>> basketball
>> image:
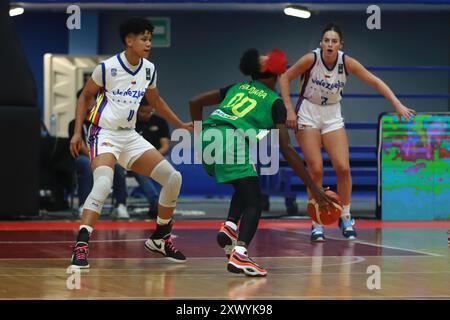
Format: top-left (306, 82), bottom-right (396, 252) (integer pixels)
top-left (307, 190), bottom-right (343, 225)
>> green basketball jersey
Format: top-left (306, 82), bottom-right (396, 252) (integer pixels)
top-left (203, 80), bottom-right (280, 134)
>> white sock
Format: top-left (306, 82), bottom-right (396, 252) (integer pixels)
top-left (225, 221), bottom-right (237, 231)
top-left (157, 216), bottom-right (171, 226)
top-left (341, 204), bottom-right (351, 220)
top-left (79, 225), bottom-right (93, 235)
top-left (234, 245), bottom-right (247, 256)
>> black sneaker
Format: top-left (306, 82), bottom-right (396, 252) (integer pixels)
top-left (150, 220), bottom-right (173, 239)
top-left (145, 236), bottom-right (186, 263)
top-left (70, 242), bottom-right (90, 269)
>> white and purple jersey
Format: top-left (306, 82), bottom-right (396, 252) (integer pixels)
top-left (88, 52), bottom-right (157, 129)
top-left (296, 48), bottom-right (347, 111)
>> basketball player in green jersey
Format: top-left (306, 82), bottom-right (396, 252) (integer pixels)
top-left (189, 48), bottom-right (336, 276)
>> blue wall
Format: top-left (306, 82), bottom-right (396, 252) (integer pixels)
top-left (99, 11), bottom-right (450, 148)
top-left (68, 11), bottom-right (99, 54)
top-left (11, 7), bottom-right (450, 200)
top-left (12, 12), bottom-right (68, 116)
top-left (13, 9), bottom-right (449, 133)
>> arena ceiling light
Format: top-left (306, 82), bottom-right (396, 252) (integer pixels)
top-left (284, 5), bottom-right (311, 19)
top-left (9, 5), bottom-right (25, 17)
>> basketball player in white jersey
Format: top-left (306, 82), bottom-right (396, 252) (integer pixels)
top-left (69, 17), bottom-right (193, 268)
top-left (279, 23), bottom-right (415, 241)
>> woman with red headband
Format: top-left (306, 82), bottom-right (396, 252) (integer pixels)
top-left (279, 23), bottom-right (416, 242)
top-left (189, 48), bottom-right (336, 276)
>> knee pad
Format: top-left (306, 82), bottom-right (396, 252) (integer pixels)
top-left (84, 166), bottom-right (114, 213)
top-left (150, 160), bottom-right (182, 207)
top-left (160, 171), bottom-right (182, 207)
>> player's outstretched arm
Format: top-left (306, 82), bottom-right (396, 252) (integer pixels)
top-left (276, 123), bottom-right (336, 208)
top-left (345, 56), bottom-right (416, 122)
top-left (145, 87), bottom-right (193, 131)
top-left (70, 78), bottom-right (100, 157)
top-left (279, 53), bottom-right (315, 130)
top-left (189, 89), bottom-right (223, 122)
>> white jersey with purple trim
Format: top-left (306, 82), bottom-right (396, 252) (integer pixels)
top-left (88, 52), bottom-right (157, 130)
top-left (298, 48), bottom-right (347, 106)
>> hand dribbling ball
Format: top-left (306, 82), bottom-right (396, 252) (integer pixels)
top-left (307, 190), bottom-right (342, 225)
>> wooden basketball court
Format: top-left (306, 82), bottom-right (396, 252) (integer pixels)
top-left (0, 220), bottom-right (448, 300)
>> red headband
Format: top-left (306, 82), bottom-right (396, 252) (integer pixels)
top-left (262, 48), bottom-right (288, 75)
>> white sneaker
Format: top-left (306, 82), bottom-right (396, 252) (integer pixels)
top-left (116, 204), bottom-right (130, 219)
top-left (311, 224), bottom-right (326, 242)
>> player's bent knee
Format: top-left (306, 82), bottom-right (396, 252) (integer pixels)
top-left (150, 160), bottom-right (175, 185)
top-left (168, 171), bottom-right (182, 194)
top-left (150, 160), bottom-right (183, 207)
top-left (84, 166), bottom-right (114, 213)
top-left (159, 171), bottom-right (182, 208)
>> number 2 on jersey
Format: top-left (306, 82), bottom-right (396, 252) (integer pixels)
top-left (226, 93), bottom-right (257, 117)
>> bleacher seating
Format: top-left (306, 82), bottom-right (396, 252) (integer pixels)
top-left (276, 146), bottom-right (377, 194)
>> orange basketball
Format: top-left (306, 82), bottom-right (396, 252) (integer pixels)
top-left (307, 190), bottom-right (342, 225)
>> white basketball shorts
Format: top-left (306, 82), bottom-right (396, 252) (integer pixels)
top-left (87, 124), bottom-right (155, 169)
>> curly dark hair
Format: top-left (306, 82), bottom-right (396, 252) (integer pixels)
top-left (239, 48), bottom-right (261, 78)
top-left (119, 17), bottom-right (154, 45)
